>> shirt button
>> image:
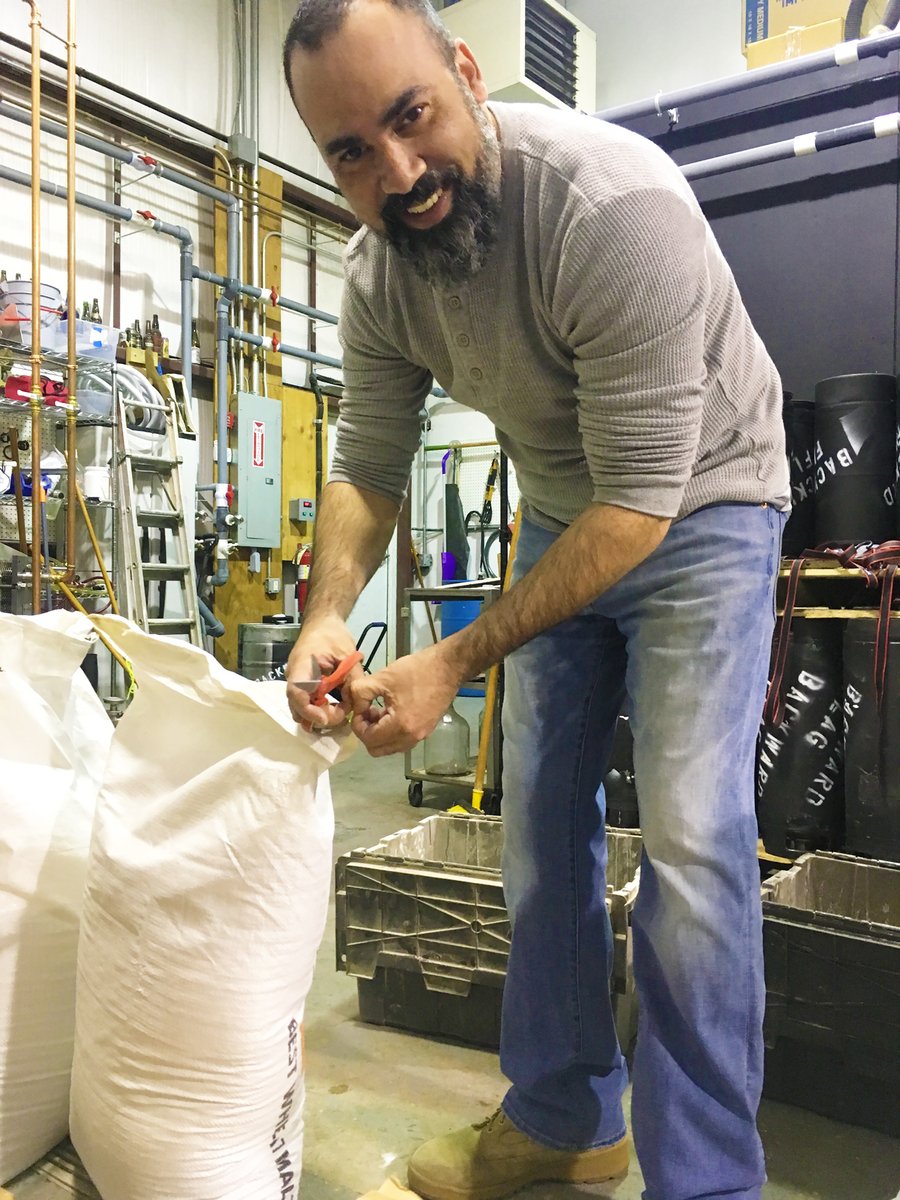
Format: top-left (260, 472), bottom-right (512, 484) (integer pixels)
top-left (448, 296), bottom-right (462, 310)
top-left (470, 367), bottom-right (483, 382)
top-left (456, 333), bottom-right (471, 348)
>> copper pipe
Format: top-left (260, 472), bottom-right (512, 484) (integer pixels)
top-left (62, 0), bottom-right (77, 583)
top-left (27, 0), bottom-right (43, 612)
top-left (25, 2), bottom-right (43, 609)
top-left (75, 481), bottom-right (119, 615)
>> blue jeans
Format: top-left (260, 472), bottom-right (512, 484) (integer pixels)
top-left (499, 502), bottom-right (785, 1200)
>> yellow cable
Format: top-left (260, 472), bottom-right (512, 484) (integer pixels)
top-left (53, 576), bottom-right (136, 695)
top-left (472, 511), bottom-right (522, 811)
top-left (75, 481), bottom-right (121, 615)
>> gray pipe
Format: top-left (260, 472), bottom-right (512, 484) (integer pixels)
top-left (137, 213), bottom-right (194, 406)
top-left (228, 326), bottom-right (342, 370)
top-left (596, 29), bottom-right (900, 126)
top-left (682, 112), bottom-right (900, 181)
top-left (0, 96), bottom-right (240, 265)
top-left (0, 167), bottom-right (195, 297)
top-left (194, 267), bottom-right (339, 326)
top-left (0, 161), bottom-right (133, 221)
top-left (0, 93), bottom-right (241, 366)
top-left (198, 596), bottom-right (226, 637)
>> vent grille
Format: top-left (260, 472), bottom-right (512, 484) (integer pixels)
top-left (524, 0), bottom-right (578, 108)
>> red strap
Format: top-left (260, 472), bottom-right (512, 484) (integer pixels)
top-left (764, 542), bottom-right (878, 727)
top-left (764, 556), bottom-right (805, 726)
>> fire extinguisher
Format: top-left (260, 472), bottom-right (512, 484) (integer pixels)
top-left (295, 543), bottom-right (313, 615)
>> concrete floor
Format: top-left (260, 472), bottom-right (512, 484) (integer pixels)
top-left (8, 750), bottom-right (900, 1200)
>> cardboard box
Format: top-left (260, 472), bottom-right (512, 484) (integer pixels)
top-left (744, 0), bottom-right (848, 45)
top-left (745, 17), bottom-right (845, 67)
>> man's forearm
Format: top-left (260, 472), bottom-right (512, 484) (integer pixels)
top-left (448, 503), bottom-right (670, 679)
top-left (303, 481), bottom-right (401, 624)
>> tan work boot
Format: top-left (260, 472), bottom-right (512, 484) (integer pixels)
top-left (407, 1108), bottom-right (629, 1200)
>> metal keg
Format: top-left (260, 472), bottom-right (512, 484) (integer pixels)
top-left (237, 620), bottom-right (300, 680)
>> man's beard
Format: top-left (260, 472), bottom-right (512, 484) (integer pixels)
top-left (379, 108), bottom-right (502, 289)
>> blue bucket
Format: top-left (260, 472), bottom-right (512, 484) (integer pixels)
top-left (440, 596), bottom-right (484, 697)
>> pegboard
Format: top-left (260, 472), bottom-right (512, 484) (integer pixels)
top-left (436, 444), bottom-right (521, 525)
top-left (0, 400), bottom-right (56, 546)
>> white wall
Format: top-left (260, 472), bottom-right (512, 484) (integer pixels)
top-left (563, 0), bottom-right (746, 111)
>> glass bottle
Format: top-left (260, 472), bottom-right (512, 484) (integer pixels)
top-left (81, 300), bottom-right (90, 321)
top-left (0, 269), bottom-right (7, 286)
top-left (190, 318), bottom-right (201, 366)
top-left (90, 297), bottom-right (101, 323)
top-left (424, 703), bottom-right (470, 776)
top-left (132, 318), bottom-right (144, 349)
top-left (144, 319), bottom-right (154, 353)
top-left (151, 313), bottom-right (163, 354)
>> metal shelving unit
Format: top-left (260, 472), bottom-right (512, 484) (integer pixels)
top-left (0, 334), bottom-right (123, 700)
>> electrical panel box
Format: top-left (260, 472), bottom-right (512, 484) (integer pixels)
top-left (236, 392), bottom-right (283, 549)
top-left (289, 497), bottom-right (316, 523)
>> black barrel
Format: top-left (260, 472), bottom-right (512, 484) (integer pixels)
top-left (757, 619), bottom-right (844, 857)
top-left (814, 373), bottom-right (897, 546)
top-left (782, 397), bottom-right (816, 558)
top-left (843, 619), bottom-right (900, 862)
top-left (604, 715), bottom-right (639, 829)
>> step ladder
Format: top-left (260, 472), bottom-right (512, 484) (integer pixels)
top-left (115, 389), bottom-right (204, 646)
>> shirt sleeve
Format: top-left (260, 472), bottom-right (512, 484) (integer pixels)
top-left (551, 185), bottom-right (710, 519)
top-left (330, 280), bottom-right (433, 504)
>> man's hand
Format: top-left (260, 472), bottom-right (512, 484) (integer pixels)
top-left (285, 614), bottom-right (363, 732)
top-left (346, 641), bottom-right (465, 757)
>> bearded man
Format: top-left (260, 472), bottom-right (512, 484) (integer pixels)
top-left (282, 5), bottom-right (789, 1199)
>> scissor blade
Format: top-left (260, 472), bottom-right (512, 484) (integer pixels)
top-left (289, 658), bottom-right (322, 693)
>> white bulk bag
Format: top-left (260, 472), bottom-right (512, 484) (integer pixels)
top-left (0, 611), bottom-right (112, 1184)
top-left (70, 617), bottom-right (348, 1200)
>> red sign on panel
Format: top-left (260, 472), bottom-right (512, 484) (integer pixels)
top-left (252, 420), bottom-right (265, 468)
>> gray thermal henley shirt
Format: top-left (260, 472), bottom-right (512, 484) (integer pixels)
top-left (330, 101), bottom-right (790, 531)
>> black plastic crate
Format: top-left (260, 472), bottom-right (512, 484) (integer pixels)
top-left (761, 851), bottom-right (900, 1135)
top-left (336, 814), bottom-right (642, 1050)
top-left (357, 966), bottom-right (503, 1049)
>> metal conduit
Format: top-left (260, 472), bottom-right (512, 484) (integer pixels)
top-left (193, 267), bottom-right (339, 326)
top-left (683, 111), bottom-right (900, 180)
top-left (228, 326), bottom-right (343, 370)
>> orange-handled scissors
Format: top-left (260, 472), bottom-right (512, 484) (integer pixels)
top-left (291, 650), bottom-right (364, 708)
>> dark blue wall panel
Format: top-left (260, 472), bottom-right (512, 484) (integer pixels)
top-left (621, 51), bottom-right (900, 400)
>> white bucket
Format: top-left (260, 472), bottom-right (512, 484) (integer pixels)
top-left (0, 280), bottom-right (63, 330)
